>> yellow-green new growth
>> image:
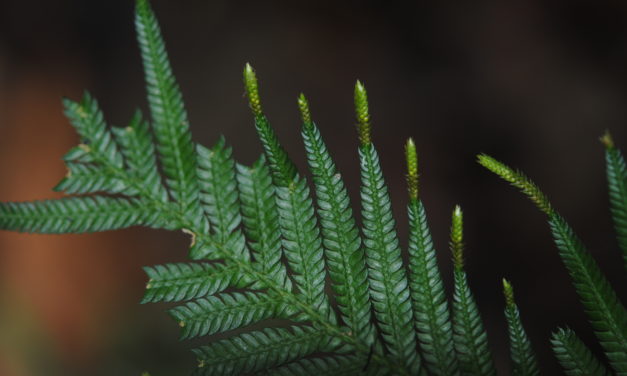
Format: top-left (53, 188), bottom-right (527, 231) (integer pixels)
top-left (354, 80), bottom-right (371, 146)
top-left (298, 93), bottom-right (312, 124)
top-left (600, 130), bottom-right (614, 149)
top-left (503, 278), bottom-right (515, 307)
top-left (243, 63), bottom-right (263, 118)
top-left (405, 138), bottom-right (419, 200)
top-left (450, 205), bottom-right (464, 270)
top-left (477, 154), bottom-right (553, 216)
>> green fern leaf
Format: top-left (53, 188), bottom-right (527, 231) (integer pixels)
top-left (299, 94), bottom-right (374, 343)
top-left (111, 110), bottom-right (169, 202)
top-left (449, 206), bottom-right (496, 376)
top-left (135, 0), bottom-right (204, 227)
top-left (503, 279), bottom-right (540, 376)
top-left (405, 139), bottom-right (459, 375)
top-left (196, 139), bottom-right (249, 261)
top-left (142, 262), bottom-right (247, 303)
top-left (601, 132), bottom-right (627, 270)
top-left (550, 213), bottom-right (627, 374)
top-left (0, 196), bottom-right (160, 233)
top-left (260, 355), bottom-right (380, 376)
top-left (551, 326), bottom-right (611, 376)
top-left (191, 326), bottom-right (333, 376)
top-left (170, 291), bottom-right (287, 339)
top-left (63, 93), bottom-right (124, 169)
top-left (236, 157), bottom-right (291, 289)
top-left (355, 83), bottom-right (420, 373)
top-left (54, 162), bottom-right (135, 195)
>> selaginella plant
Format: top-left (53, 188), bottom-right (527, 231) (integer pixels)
top-left (1, 0), bottom-right (626, 375)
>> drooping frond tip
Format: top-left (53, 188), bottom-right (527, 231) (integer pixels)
top-left (502, 278), bottom-right (515, 307)
top-left (450, 205), bottom-right (464, 270)
top-left (600, 130), bottom-right (614, 149)
top-left (354, 80), bottom-right (371, 146)
top-left (244, 63), bottom-right (263, 118)
top-left (298, 93), bottom-right (312, 124)
top-left (477, 154), bottom-right (553, 216)
top-left (405, 138), bottom-right (419, 200)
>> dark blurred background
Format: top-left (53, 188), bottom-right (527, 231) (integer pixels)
top-left (1, 0), bottom-right (626, 375)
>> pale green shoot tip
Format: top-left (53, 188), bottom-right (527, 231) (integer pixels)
top-left (354, 80), bottom-right (371, 146)
top-left (450, 205), bottom-right (464, 270)
top-left (243, 63), bottom-right (263, 117)
top-left (298, 93), bottom-right (312, 124)
top-left (600, 130), bottom-right (614, 149)
top-left (502, 278), bottom-right (515, 307)
top-left (405, 138), bottom-right (419, 200)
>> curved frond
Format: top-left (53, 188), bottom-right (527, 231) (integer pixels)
top-left (135, 0), bottom-right (204, 227)
top-left (300, 95), bottom-right (373, 344)
top-left (0, 196), bottom-right (159, 233)
top-left (142, 262), bottom-right (247, 303)
top-left (551, 327), bottom-right (611, 376)
top-left (169, 291), bottom-right (286, 339)
top-left (503, 279), bottom-right (539, 376)
top-left (602, 132), bottom-right (627, 270)
top-left (191, 326), bottom-right (332, 376)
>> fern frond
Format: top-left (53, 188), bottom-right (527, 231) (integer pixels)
top-left (54, 162), bottom-right (134, 195)
top-left (551, 326), bottom-right (611, 376)
top-left (243, 64), bottom-right (297, 187)
top-left (299, 94), bottom-right (374, 343)
top-left (170, 291), bottom-right (286, 339)
top-left (111, 110), bottom-right (168, 202)
top-left (0, 196), bottom-right (159, 233)
top-left (549, 213), bottom-right (627, 374)
top-left (405, 139), bottom-right (459, 375)
top-left (357, 83), bottom-right (420, 373)
top-left (477, 154), bottom-right (553, 215)
top-left (449, 206), bottom-right (496, 376)
top-left (236, 157), bottom-right (291, 289)
top-left (503, 279), bottom-right (540, 376)
top-left (601, 131), bottom-right (627, 270)
top-left (197, 140), bottom-right (249, 261)
top-left (135, 0), bottom-right (203, 226)
top-left (191, 326), bottom-right (332, 376)
top-left (63, 93), bottom-right (124, 169)
top-left (142, 262), bottom-right (247, 303)
top-left (275, 177), bottom-right (331, 318)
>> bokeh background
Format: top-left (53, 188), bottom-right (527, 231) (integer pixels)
top-left (1, 0), bottom-right (626, 375)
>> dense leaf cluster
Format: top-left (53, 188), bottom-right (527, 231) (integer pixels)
top-left (1, 1), bottom-right (626, 375)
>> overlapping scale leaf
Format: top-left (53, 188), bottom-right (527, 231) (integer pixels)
top-left (196, 139), bottom-right (248, 261)
top-left (407, 199), bottom-right (459, 375)
top-left (0, 196), bottom-right (159, 233)
top-left (602, 133), bottom-right (627, 270)
top-left (191, 326), bottom-right (333, 376)
top-left (300, 101), bottom-right (373, 343)
top-left (142, 262), bottom-right (246, 303)
top-left (236, 157), bottom-right (290, 289)
top-left (112, 110), bottom-right (168, 202)
top-left (274, 176), bottom-right (330, 318)
top-left (63, 92), bottom-right (124, 169)
top-left (359, 143), bottom-right (420, 372)
top-left (135, 0), bottom-right (204, 228)
top-left (549, 214), bottom-right (627, 374)
top-left (551, 327), bottom-right (611, 376)
top-left (170, 291), bottom-right (287, 339)
top-left (503, 279), bottom-right (539, 376)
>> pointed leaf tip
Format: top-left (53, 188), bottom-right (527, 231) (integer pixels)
top-left (243, 63), bottom-right (263, 117)
top-left (405, 138), bottom-right (419, 199)
top-left (450, 205), bottom-right (464, 270)
top-left (502, 278), bottom-right (515, 306)
top-left (354, 80), bottom-right (371, 146)
top-left (298, 93), bottom-right (312, 124)
top-left (600, 130), bottom-right (614, 149)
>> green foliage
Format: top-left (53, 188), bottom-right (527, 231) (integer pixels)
top-left (1, 0), bottom-right (626, 375)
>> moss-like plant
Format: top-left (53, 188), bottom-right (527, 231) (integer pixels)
top-left (1, 0), bottom-right (626, 375)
